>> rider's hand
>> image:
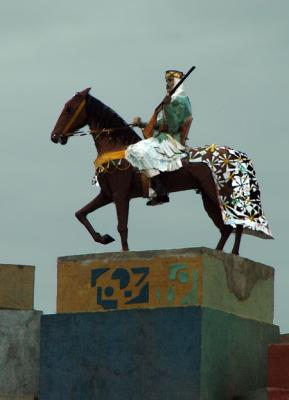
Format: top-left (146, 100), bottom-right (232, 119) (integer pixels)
top-left (132, 116), bottom-right (142, 127)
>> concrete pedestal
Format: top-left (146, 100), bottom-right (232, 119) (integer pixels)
top-left (0, 264), bottom-right (34, 310)
top-left (39, 306), bottom-right (279, 400)
top-left (0, 397), bottom-right (35, 400)
top-left (0, 310), bottom-right (41, 398)
top-left (268, 343), bottom-right (289, 389)
top-left (235, 387), bottom-right (289, 400)
top-left (57, 247), bottom-right (274, 323)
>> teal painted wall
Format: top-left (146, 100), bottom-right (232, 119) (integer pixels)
top-left (201, 308), bottom-right (279, 399)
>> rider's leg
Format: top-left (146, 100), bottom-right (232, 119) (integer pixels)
top-left (146, 173), bottom-right (169, 206)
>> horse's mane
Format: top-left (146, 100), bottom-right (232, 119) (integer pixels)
top-left (87, 95), bottom-right (141, 145)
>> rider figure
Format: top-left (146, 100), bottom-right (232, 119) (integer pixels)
top-left (130, 70), bottom-right (193, 206)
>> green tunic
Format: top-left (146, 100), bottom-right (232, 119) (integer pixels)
top-left (155, 95), bottom-right (192, 143)
top-left (125, 91), bottom-right (192, 177)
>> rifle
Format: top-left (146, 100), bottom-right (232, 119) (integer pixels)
top-left (143, 66), bottom-right (196, 139)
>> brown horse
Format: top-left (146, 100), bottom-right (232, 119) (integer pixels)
top-left (51, 88), bottom-right (270, 254)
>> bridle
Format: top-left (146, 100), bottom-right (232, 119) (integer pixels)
top-left (62, 98), bottom-right (86, 136)
top-left (60, 96), bottom-right (136, 141)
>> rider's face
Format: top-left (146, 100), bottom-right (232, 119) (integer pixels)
top-left (166, 76), bottom-right (175, 93)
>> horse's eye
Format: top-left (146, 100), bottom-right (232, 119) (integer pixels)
top-left (66, 107), bottom-right (72, 114)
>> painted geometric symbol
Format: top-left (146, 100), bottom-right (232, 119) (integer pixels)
top-left (150, 262), bottom-right (200, 306)
top-left (167, 263), bottom-right (199, 305)
top-left (91, 267), bottom-right (149, 310)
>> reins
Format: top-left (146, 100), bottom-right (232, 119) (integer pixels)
top-left (66, 124), bottom-right (135, 139)
top-left (60, 95), bottom-right (141, 175)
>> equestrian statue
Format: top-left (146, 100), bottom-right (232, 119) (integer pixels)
top-left (50, 68), bottom-right (272, 254)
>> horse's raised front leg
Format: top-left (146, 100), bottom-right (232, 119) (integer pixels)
top-left (232, 225), bottom-right (243, 255)
top-left (114, 194), bottom-right (130, 251)
top-left (75, 191), bottom-right (115, 245)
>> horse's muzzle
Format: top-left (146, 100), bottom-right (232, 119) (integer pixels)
top-left (51, 133), bottom-right (59, 143)
top-left (51, 133), bottom-right (68, 145)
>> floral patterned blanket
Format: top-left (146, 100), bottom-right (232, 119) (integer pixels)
top-left (188, 144), bottom-right (272, 239)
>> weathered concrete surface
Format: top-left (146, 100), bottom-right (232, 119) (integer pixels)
top-left (0, 310), bottom-right (42, 398)
top-left (39, 306), bottom-right (279, 400)
top-left (200, 308), bottom-right (279, 399)
top-left (280, 333), bottom-right (289, 343)
top-left (234, 388), bottom-right (267, 399)
top-left (267, 388), bottom-right (289, 400)
top-left (235, 387), bottom-right (289, 399)
top-left (0, 396), bottom-right (35, 399)
top-left (0, 264), bottom-right (34, 310)
top-left (234, 388), bottom-right (268, 399)
top-left (57, 247), bottom-right (274, 323)
top-left (268, 343), bottom-right (289, 389)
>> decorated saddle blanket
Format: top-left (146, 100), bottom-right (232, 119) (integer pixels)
top-left (95, 140), bottom-right (272, 239)
top-left (187, 144), bottom-right (272, 239)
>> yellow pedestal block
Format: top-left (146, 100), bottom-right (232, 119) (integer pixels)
top-left (58, 251), bottom-right (202, 313)
top-left (57, 247), bottom-right (274, 323)
top-left (0, 264), bottom-right (35, 310)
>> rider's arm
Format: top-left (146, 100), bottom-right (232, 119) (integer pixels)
top-left (132, 116), bottom-right (161, 138)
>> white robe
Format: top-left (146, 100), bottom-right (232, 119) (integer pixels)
top-left (125, 134), bottom-right (186, 178)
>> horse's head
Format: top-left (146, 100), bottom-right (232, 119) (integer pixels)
top-left (51, 88), bottom-right (91, 145)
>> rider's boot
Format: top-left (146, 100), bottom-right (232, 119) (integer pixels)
top-left (146, 174), bottom-right (169, 206)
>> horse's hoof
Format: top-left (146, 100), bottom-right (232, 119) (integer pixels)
top-left (101, 234), bottom-right (115, 245)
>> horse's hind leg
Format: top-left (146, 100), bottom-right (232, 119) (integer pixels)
top-left (201, 192), bottom-right (232, 251)
top-left (232, 225), bottom-right (243, 255)
top-left (216, 225), bottom-right (233, 251)
top-left (75, 192), bottom-right (115, 245)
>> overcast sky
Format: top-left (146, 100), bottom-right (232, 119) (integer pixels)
top-left (1, 0), bottom-right (288, 331)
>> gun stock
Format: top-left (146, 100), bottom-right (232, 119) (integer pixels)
top-left (143, 111), bottom-right (158, 139)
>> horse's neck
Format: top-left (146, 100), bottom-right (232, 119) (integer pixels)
top-left (89, 124), bottom-right (129, 156)
top-left (91, 130), bottom-right (124, 154)
top-left (87, 96), bottom-right (141, 154)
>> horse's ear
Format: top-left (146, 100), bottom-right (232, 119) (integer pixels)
top-left (79, 87), bottom-right (91, 97)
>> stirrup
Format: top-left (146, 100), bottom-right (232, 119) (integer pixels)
top-left (146, 195), bottom-right (169, 206)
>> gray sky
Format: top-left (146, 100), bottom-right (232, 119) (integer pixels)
top-left (1, 0), bottom-right (288, 331)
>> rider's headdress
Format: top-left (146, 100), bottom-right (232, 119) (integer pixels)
top-left (165, 70), bottom-right (184, 80)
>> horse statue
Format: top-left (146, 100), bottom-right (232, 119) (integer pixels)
top-left (51, 88), bottom-right (272, 254)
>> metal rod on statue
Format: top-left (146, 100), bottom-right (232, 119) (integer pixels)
top-left (157, 66), bottom-right (196, 111)
top-left (143, 66), bottom-right (196, 139)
